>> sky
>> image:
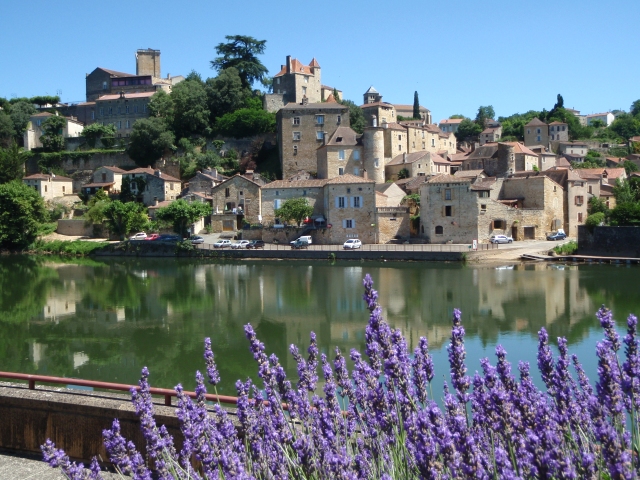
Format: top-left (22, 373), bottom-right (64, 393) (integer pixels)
top-left (2, 0), bottom-right (639, 123)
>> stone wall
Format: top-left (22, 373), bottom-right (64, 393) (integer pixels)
top-left (325, 182), bottom-right (376, 244)
top-left (578, 226), bottom-right (640, 257)
top-left (210, 176), bottom-right (261, 224)
top-left (263, 94), bottom-right (286, 113)
top-left (377, 208), bottom-right (410, 243)
top-left (207, 133), bottom-right (276, 158)
top-left (317, 145), bottom-right (363, 179)
top-left (261, 185), bottom-right (324, 226)
top-left (57, 219), bottom-right (92, 236)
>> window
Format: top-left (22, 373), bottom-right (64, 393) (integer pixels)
top-left (493, 219), bottom-right (505, 229)
top-left (225, 188), bottom-right (230, 197)
top-left (527, 129), bottom-right (530, 134)
top-left (126, 120), bottom-right (130, 128)
top-left (537, 128), bottom-right (541, 134)
top-left (293, 145), bottom-right (298, 155)
top-left (316, 131), bottom-right (324, 141)
top-left (117, 121), bottom-right (122, 129)
top-left (339, 150), bottom-right (345, 160)
top-left (170, 183), bottom-right (174, 191)
top-left (398, 135), bottom-right (402, 141)
top-left (91, 111), bottom-right (95, 120)
top-left (412, 142), bottom-right (415, 148)
top-left (353, 150), bottom-right (360, 160)
top-left (422, 142), bottom-right (426, 149)
top-left (435, 226), bottom-right (443, 235)
top-left (352, 196), bottom-right (361, 208)
top-left (445, 189), bottom-right (451, 200)
top-left (276, 190), bottom-right (279, 196)
top-left (302, 87), bottom-right (307, 95)
top-left (304, 76), bottom-right (308, 83)
top-left (575, 195), bottom-right (584, 205)
top-left (374, 158), bottom-right (379, 167)
top-left (143, 104), bottom-right (147, 113)
top-left (134, 105), bottom-right (138, 113)
top-left (588, 185), bottom-right (593, 194)
top-left (578, 212), bottom-right (583, 222)
top-left (398, 144), bottom-right (402, 151)
top-left (276, 77), bottom-right (280, 84)
top-left (431, 139), bottom-right (435, 147)
top-left (354, 167), bottom-right (359, 176)
top-left (293, 132), bottom-right (301, 141)
top-left (109, 107), bottom-right (113, 115)
top-left (481, 204), bottom-right (487, 212)
top-left (316, 115), bottom-right (324, 125)
top-left (336, 196), bottom-right (346, 208)
top-left (125, 105), bottom-right (129, 114)
top-left (338, 167), bottom-right (344, 175)
top-left (117, 107), bottom-right (121, 115)
top-left (445, 206), bottom-right (452, 216)
top-left (478, 191), bottom-right (489, 198)
top-left (99, 107), bottom-right (104, 116)
top-left (102, 81), bottom-right (108, 90)
top-left (537, 136), bottom-right (541, 142)
top-left (274, 199), bottom-right (281, 209)
top-left (293, 117), bottom-right (300, 125)
top-left (44, 185), bottom-right (47, 193)
top-left (62, 186), bottom-right (65, 193)
top-left (303, 190), bottom-right (307, 196)
top-left (343, 219), bottom-right (354, 229)
top-left (337, 115), bottom-right (341, 124)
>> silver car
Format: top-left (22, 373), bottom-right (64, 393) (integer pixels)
top-left (490, 235), bottom-right (513, 244)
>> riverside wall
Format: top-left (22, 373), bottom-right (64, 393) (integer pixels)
top-left (578, 226), bottom-right (640, 257)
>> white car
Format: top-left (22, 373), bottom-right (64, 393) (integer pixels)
top-left (213, 239), bottom-right (232, 248)
top-left (290, 235), bottom-right (313, 246)
top-left (129, 232), bottom-right (147, 241)
top-left (490, 235), bottom-right (513, 244)
top-left (231, 240), bottom-right (251, 249)
top-left (343, 239), bottom-right (362, 249)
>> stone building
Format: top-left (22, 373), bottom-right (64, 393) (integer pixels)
top-left (420, 174), bottom-right (565, 243)
top-left (524, 118), bottom-right (549, 147)
top-left (185, 169), bottom-right (228, 197)
top-left (385, 152), bottom-right (450, 180)
top-left (557, 141), bottom-right (588, 159)
top-left (209, 174), bottom-right (262, 232)
top-left (460, 142), bottom-right (538, 176)
top-left (276, 102), bottom-right (349, 179)
top-left (323, 175), bottom-right (377, 244)
top-left (394, 104), bottom-right (432, 124)
top-left (23, 112), bottom-right (84, 151)
top-left (360, 87), bottom-right (397, 127)
top-left (121, 167), bottom-right (181, 206)
top-left (480, 125), bottom-right (502, 145)
top-left (85, 49), bottom-right (184, 102)
top-left (272, 56), bottom-right (322, 105)
top-left (82, 166), bottom-right (126, 196)
top-left (317, 126), bottom-right (364, 179)
top-left (439, 118), bottom-right (464, 134)
top-left (261, 179), bottom-right (327, 227)
top-left (23, 174), bottom-right (74, 199)
top-left (548, 121), bottom-right (569, 142)
top-left (95, 91), bottom-right (155, 137)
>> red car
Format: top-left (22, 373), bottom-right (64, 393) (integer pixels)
top-left (145, 234), bottom-right (161, 241)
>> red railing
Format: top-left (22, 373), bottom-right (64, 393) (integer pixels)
top-left (0, 371), bottom-right (239, 407)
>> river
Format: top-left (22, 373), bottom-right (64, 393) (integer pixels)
top-left (1, 256), bottom-right (639, 398)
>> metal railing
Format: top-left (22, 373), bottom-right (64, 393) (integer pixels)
top-left (0, 371), bottom-right (238, 407)
top-left (198, 242), bottom-right (498, 252)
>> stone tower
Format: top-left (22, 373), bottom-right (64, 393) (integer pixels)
top-left (497, 143), bottom-right (515, 177)
top-left (363, 116), bottom-right (386, 184)
top-left (136, 49), bottom-right (161, 78)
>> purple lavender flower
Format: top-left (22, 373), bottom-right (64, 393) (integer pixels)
top-left (597, 304), bottom-right (621, 352)
top-left (448, 308), bottom-right (470, 404)
top-left (412, 337), bottom-right (434, 405)
top-left (204, 337), bottom-right (220, 386)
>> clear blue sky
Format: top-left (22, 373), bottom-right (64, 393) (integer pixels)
top-left (2, 0), bottom-right (638, 122)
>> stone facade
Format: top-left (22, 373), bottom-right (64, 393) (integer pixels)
top-left (383, 123), bottom-right (408, 160)
top-left (394, 104), bottom-right (432, 124)
top-left (377, 207), bottom-right (411, 243)
top-left (316, 126), bottom-right (364, 179)
top-left (277, 103), bottom-right (349, 179)
top-left (272, 56), bottom-right (322, 105)
top-left (24, 112), bottom-right (84, 151)
top-left (82, 166), bottom-right (126, 196)
top-left (324, 175), bottom-right (376, 245)
top-left (186, 169), bottom-right (228, 197)
top-left (461, 142), bottom-right (538, 177)
top-left (558, 142), bottom-right (589, 157)
top-left (480, 126), bottom-right (502, 145)
top-left (439, 118), bottom-right (463, 134)
top-left (261, 179), bottom-right (326, 226)
top-left (95, 91), bottom-right (154, 137)
top-left (136, 49), bottom-right (161, 77)
top-left (361, 103), bottom-right (396, 128)
top-left (122, 167), bottom-right (181, 206)
top-left (524, 118), bottom-right (549, 147)
top-left (209, 175), bottom-right (262, 225)
top-left (23, 174), bottom-right (74, 199)
top-left (548, 121), bottom-right (569, 142)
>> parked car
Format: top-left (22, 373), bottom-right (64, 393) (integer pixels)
top-left (291, 239), bottom-right (309, 249)
top-left (145, 234), bottom-right (161, 241)
top-left (129, 232), bottom-right (147, 241)
top-left (231, 240), bottom-right (251, 249)
top-left (157, 234), bottom-right (181, 242)
top-left (214, 239), bottom-right (232, 248)
top-left (343, 239), bottom-right (362, 249)
top-left (190, 235), bottom-right (204, 245)
top-left (547, 231), bottom-right (567, 241)
top-left (246, 240), bottom-right (265, 249)
top-left (490, 235), bottom-right (513, 244)
top-left (290, 235), bottom-right (312, 246)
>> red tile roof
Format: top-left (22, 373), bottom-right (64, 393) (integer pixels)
top-left (439, 118), bottom-right (464, 124)
top-left (326, 174), bottom-right (374, 185)
top-left (23, 173), bottom-right (73, 182)
top-left (274, 58), bottom-right (316, 77)
top-left (263, 179), bottom-right (328, 189)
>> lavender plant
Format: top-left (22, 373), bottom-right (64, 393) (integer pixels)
top-left (42, 276), bottom-right (640, 479)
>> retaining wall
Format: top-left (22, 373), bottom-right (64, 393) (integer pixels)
top-left (578, 225), bottom-right (640, 257)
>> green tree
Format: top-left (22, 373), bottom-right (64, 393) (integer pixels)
top-left (622, 160), bottom-right (639, 176)
top-left (0, 181), bottom-right (47, 249)
top-left (170, 79), bottom-right (210, 139)
top-left (610, 202), bottom-right (640, 226)
top-left (397, 168), bottom-right (410, 180)
top-left (128, 117), bottom-right (175, 166)
top-left (84, 190), bottom-right (111, 224)
top-left (205, 67), bottom-right (248, 121)
top-left (274, 197), bottom-right (313, 227)
top-left (102, 201), bottom-right (149, 240)
top-left (210, 35), bottom-right (269, 89)
top-left (610, 113), bottom-right (640, 141)
top-left (0, 141), bottom-right (31, 184)
top-left (585, 212), bottom-right (605, 228)
top-left (475, 106), bottom-right (495, 127)
top-left (413, 91), bottom-right (420, 119)
top-left (449, 114), bottom-right (465, 119)
top-left (332, 88), bottom-right (340, 102)
top-left (82, 123), bottom-right (116, 148)
top-left (148, 90), bottom-right (175, 124)
top-left (214, 108), bottom-right (275, 138)
top-left (613, 178), bottom-right (639, 205)
top-left (455, 118), bottom-right (482, 142)
top-left (119, 176), bottom-right (147, 203)
top-left (9, 101), bottom-right (36, 142)
top-left (155, 199), bottom-right (212, 238)
top-left (553, 94), bottom-right (564, 110)
top-left (338, 99), bottom-right (365, 134)
top-left (185, 70), bottom-right (204, 84)
top-left (39, 115), bottom-right (67, 152)
top-left (588, 196), bottom-right (609, 215)
top-left (630, 99), bottom-right (640, 117)
top-left (0, 111), bottom-right (15, 147)
top-left (30, 96), bottom-right (60, 108)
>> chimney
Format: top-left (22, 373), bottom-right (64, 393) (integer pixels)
top-left (302, 96), bottom-right (308, 105)
top-left (245, 169), bottom-right (254, 180)
top-left (167, 73), bottom-right (170, 79)
top-left (323, 131), bottom-right (328, 146)
top-left (119, 91), bottom-right (125, 99)
top-left (286, 55), bottom-right (292, 74)
top-left (153, 197), bottom-right (158, 206)
top-left (363, 170), bottom-right (368, 179)
top-left (382, 121), bottom-right (388, 129)
top-left (403, 152), bottom-right (407, 164)
top-left (154, 169), bottom-right (162, 177)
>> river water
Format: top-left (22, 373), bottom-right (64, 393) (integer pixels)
top-left (1, 256), bottom-right (639, 397)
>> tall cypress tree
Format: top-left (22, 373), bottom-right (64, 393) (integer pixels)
top-left (413, 91), bottom-right (420, 119)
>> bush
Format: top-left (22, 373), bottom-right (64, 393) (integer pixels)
top-left (610, 202), bottom-right (640, 226)
top-left (214, 108), bottom-right (276, 138)
top-left (30, 239), bottom-right (109, 255)
top-left (554, 240), bottom-right (578, 255)
top-left (40, 276), bottom-right (640, 480)
top-left (585, 212), bottom-right (605, 229)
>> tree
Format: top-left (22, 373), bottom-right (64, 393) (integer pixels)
top-left (31, 96), bottom-right (60, 108)
top-left (128, 117), bottom-right (175, 166)
top-left (210, 35), bottom-right (269, 89)
top-left (455, 118), bottom-right (482, 142)
top-left (84, 190), bottom-right (111, 224)
top-left (102, 201), bottom-right (149, 240)
top-left (613, 178), bottom-right (639, 205)
top-left (0, 141), bottom-right (30, 184)
top-left (397, 168), bottom-right (410, 180)
top-left (609, 202), bottom-right (640, 226)
top-left (205, 67), bottom-right (249, 121)
top-left (630, 99), bottom-right (640, 117)
top-left (588, 196), bottom-right (608, 215)
top-left (449, 114), bottom-right (465, 119)
top-left (475, 106), bottom-right (495, 127)
top-left (274, 197), bottom-right (313, 227)
top-left (0, 111), bottom-right (15, 147)
top-left (9, 101), bottom-right (36, 142)
top-left (610, 113), bottom-right (640, 141)
top-left (0, 181), bottom-right (47, 249)
top-left (155, 199), bottom-right (212, 238)
top-left (553, 94), bottom-right (564, 111)
top-left (585, 212), bottom-right (605, 228)
top-left (39, 115), bottom-right (67, 152)
top-left (82, 123), bottom-right (116, 148)
top-left (148, 90), bottom-right (175, 123)
top-left (338, 99), bottom-right (365, 134)
top-left (333, 88), bottom-right (340, 102)
top-left (170, 79), bottom-right (210, 139)
top-left (214, 108), bottom-right (275, 138)
top-left (622, 160), bottom-right (639, 176)
top-left (413, 91), bottom-right (420, 119)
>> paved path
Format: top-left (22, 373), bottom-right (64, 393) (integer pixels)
top-left (0, 450), bottom-right (120, 480)
top-left (469, 239), bottom-right (571, 264)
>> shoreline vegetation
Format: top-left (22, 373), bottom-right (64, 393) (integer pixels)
top-left (41, 274), bottom-right (640, 479)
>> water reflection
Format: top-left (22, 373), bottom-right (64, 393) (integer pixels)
top-left (1, 256), bottom-right (639, 395)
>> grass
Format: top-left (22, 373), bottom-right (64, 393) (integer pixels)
top-left (554, 240), bottom-right (578, 255)
top-left (29, 239), bottom-right (109, 256)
